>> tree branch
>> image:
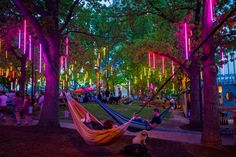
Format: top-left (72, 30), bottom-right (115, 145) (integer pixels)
top-left (12, 0), bottom-right (52, 67)
top-left (59, 0), bottom-right (81, 33)
top-left (146, 0), bottom-right (176, 23)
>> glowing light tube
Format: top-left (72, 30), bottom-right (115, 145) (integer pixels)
top-left (18, 29), bottom-right (21, 49)
top-left (162, 57), bottom-right (165, 73)
top-left (184, 23), bottom-right (189, 60)
top-left (23, 20), bottom-right (27, 54)
top-left (0, 38), bottom-right (2, 52)
top-left (209, 0), bottom-right (214, 22)
top-left (29, 35), bottom-right (32, 60)
top-left (152, 53), bottom-right (156, 68)
top-left (148, 52), bottom-right (151, 67)
top-left (39, 44), bottom-right (42, 73)
top-left (172, 61), bottom-right (175, 77)
top-left (5, 50), bottom-right (8, 59)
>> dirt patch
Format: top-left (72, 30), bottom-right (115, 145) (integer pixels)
top-left (0, 125), bottom-right (235, 157)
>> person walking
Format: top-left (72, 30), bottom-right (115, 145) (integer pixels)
top-left (13, 92), bottom-right (23, 126)
top-left (23, 94), bottom-right (32, 125)
top-left (0, 91), bottom-right (8, 121)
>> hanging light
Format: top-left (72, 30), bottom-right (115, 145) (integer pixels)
top-left (18, 29), bottom-right (21, 49)
top-left (23, 19), bottom-right (27, 54)
top-left (148, 52), bottom-right (151, 67)
top-left (162, 57), bottom-right (165, 73)
top-left (29, 35), bottom-right (32, 60)
top-left (209, 0), bottom-right (214, 22)
top-left (0, 38), bottom-right (2, 52)
top-left (171, 61), bottom-right (175, 77)
top-left (39, 44), bottom-right (42, 73)
top-left (5, 50), bottom-right (8, 59)
top-left (184, 23), bottom-right (189, 60)
top-left (152, 53), bottom-right (156, 68)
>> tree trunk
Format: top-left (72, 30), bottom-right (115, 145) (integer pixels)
top-left (201, 53), bottom-right (221, 146)
top-left (201, 0), bottom-right (221, 147)
top-left (189, 62), bottom-right (202, 128)
top-left (38, 36), bottom-right (60, 127)
top-left (19, 56), bottom-right (27, 95)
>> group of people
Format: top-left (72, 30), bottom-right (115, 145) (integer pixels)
top-left (97, 88), bottom-right (122, 104)
top-left (0, 90), bottom-right (45, 126)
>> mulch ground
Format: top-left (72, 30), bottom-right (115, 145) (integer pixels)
top-left (0, 125), bottom-right (235, 157)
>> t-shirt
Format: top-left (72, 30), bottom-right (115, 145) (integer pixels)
top-left (150, 116), bottom-right (161, 125)
top-left (0, 95), bottom-right (8, 107)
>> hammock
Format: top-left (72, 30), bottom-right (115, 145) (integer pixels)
top-left (90, 94), bottom-right (174, 131)
top-left (65, 95), bottom-right (133, 145)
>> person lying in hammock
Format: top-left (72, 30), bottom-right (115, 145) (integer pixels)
top-left (82, 112), bottom-right (136, 130)
top-left (146, 108), bottom-right (161, 129)
top-left (103, 114), bottom-right (136, 129)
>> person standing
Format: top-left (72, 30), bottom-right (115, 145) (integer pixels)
top-left (23, 94), bottom-right (32, 125)
top-left (0, 91), bottom-right (8, 121)
top-left (13, 92), bottom-right (23, 126)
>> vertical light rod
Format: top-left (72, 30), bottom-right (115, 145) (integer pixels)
top-left (184, 23), bottom-right (189, 60)
top-left (152, 53), bottom-right (156, 68)
top-left (162, 57), bottom-right (165, 73)
top-left (39, 44), bottom-right (42, 73)
top-left (65, 56), bottom-right (67, 70)
top-left (18, 29), bottom-right (21, 49)
top-left (29, 35), bottom-right (32, 60)
top-left (0, 38), bottom-right (2, 52)
top-left (148, 52), bottom-right (151, 67)
top-left (209, 0), bottom-right (214, 22)
top-left (171, 61), bottom-right (175, 77)
top-left (23, 20), bottom-right (27, 54)
top-left (5, 50), bottom-right (8, 59)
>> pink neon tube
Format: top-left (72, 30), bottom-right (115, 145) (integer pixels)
top-left (23, 20), bottom-right (27, 54)
top-left (184, 23), bottom-right (189, 60)
top-left (162, 57), bottom-right (165, 73)
top-left (153, 53), bottom-right (156, 68)
top-left (39, 44), bottom-right (42, 73)
top-left (18, 29), bottom-right (21, 49)
top-left (148, 52), bottom-right (151, 67)
top-left (209, 0), bottom-right (214, 22)
top-left (172, 61), bottom-right (175, 77)
top-left (29, 35), bottom-right (32, 60)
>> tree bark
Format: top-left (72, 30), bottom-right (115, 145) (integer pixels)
top-left (201, 0), bottom-right (221, 147)
top-left (38, 35), bottom-right (60, 127)
top-left (201, 53), bottom-right (221, 146)
top-left (189, 62), bottom-right (202, 127)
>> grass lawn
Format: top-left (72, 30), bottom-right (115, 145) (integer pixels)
top-left (59, 102), bottom-right (171, 122)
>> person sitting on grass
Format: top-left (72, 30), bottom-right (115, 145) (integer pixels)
top-left (146, 108), bottom-right (161, 129)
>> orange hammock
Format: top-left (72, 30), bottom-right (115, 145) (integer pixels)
top-left (65, 95), bottom-right (133, 145)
